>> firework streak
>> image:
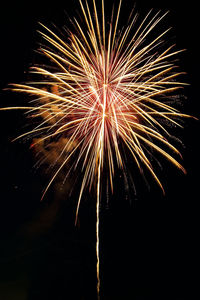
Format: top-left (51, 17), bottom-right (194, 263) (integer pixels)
top-left (1, 0), bottom-right (193, 298)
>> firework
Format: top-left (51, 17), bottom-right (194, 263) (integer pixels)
top-left (1, 0), bottom-right (193, 298)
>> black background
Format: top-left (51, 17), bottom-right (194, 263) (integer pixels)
top-left (0, 0), bottom-right (199, 299)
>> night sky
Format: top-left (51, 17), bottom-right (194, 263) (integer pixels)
top-left (0, 1), bottom-right (199, 299)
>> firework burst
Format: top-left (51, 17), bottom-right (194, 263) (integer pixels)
top-left (1, 0), bottom-right (193, 298)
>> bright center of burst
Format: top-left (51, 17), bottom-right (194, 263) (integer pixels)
top-left (90, 84), bottom-right (109, 119)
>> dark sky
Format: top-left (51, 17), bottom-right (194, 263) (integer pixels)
top-left (0, 1), bottom-right (199, 300)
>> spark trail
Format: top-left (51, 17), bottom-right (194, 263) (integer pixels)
top-left (1, 0), bottom-right (193, 298)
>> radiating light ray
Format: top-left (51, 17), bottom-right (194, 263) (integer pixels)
top-left (1, 1), bottom-right (195, 299)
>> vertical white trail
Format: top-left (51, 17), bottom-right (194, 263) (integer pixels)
top-left (96, 160), bottom-right (101, 300)
top-left (96, 83), bottom-right (107, 300)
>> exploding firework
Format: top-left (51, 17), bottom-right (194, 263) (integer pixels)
top-left (1, 0), bottom-right (193, 298)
